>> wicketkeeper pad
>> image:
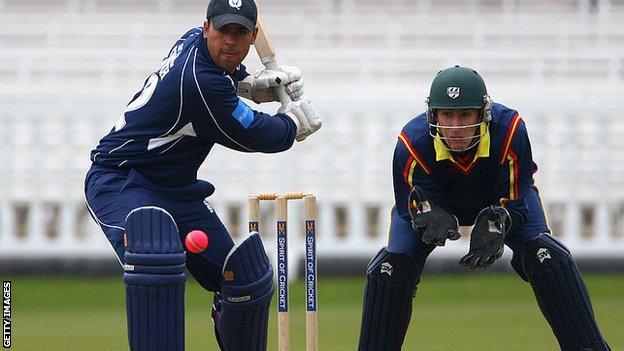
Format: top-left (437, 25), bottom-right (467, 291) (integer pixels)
top-left (214, 232), bottom-right (274, 351)
top-left (123, 207), bottom-right (186, 351)
top-left (358, 248), bottom-right (420, 351)
top-left (522, 233), bottom-right (611, 351)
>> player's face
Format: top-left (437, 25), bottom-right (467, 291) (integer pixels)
top-left (436, 109), bottom-right (480, 151)
top-left (204, 21), bottom-right (258, 72)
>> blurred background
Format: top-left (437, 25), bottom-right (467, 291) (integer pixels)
top-left (1, 0), bottom-right (623, 350)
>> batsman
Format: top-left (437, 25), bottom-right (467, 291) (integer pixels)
top-left (358, 66), bottom-right (611, 350)
top-left (84, 0), bottom-right (321, 350)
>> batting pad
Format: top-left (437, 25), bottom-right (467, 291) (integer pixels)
top-left (123, 207), bottom-right (186, 351)
top-left (522, 234), bottom-right (611, 351)
top-left (216, 232), bottom-right (274, 351)
top-left (358, 248), bottom-right (420, 351)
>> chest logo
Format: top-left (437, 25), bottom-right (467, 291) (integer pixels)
top-left (447, 86), bottom-right (460, 99)
top-left (229, 0), bottom-right (242, 10)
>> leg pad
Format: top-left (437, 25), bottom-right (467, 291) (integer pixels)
top-left (522, 233), bottom-right (610, 351)
top-left (214, 233), bottom-right (274, 351)
top-left (123, 207), bottom-right (186, 351)
top-left (358, 248), bottom-right (421, 351)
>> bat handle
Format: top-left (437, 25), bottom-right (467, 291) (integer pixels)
top-left (261, 56), bottom-right (292, 107)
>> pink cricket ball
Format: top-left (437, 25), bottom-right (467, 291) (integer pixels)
top-left (185, 230), bottom-right (209, 253)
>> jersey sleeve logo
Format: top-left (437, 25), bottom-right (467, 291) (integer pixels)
top-left (231, 99), bottom-right (255, 129)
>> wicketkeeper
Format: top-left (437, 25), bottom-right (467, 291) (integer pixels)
top-left (358, 65), bottom-right (611, 351)
top-left (84, 0), bottom-right (321, 350)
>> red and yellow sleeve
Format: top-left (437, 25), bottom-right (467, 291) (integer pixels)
top-left (398, 131), bottom-right (433, 179)
top-left (498, 114), bottom-right (523, 203)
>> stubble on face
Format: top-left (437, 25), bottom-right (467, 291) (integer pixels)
top-left (203, 21), bottom-right (257, 72)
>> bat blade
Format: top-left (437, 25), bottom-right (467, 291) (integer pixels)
top-left (254, 12), bottom-right (277, 68)
top-left (252, 6), bottom-right (322, 143)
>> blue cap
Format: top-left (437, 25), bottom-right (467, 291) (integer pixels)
top-left (207, 0), bottom-right (257, 32)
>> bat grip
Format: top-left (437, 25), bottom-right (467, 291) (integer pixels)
top-left (262, 56), bottom-right (292, 107)
top-left (261, 55), bottom-right (279, 70)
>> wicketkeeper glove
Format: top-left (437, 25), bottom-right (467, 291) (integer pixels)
top-left (459, 206), bottom-right (511, 269)
top-left (408, 185), bottom-right (461, 246)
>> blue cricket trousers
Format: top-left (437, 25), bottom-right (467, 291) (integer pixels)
top-left (84, 164), bottom-right (234, 292)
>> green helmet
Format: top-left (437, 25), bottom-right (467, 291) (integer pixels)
top-left (426, 66), bottom-right (493, 152)
top-left (427, 66), bottom-right (489, 110)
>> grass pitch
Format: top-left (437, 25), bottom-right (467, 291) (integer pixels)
top-left (7, 273), bottom-right (624, 350)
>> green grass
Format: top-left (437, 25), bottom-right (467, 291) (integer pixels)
top-left (6, 273), bottom-right (624, 350)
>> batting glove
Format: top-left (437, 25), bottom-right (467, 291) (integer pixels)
top-left (279, 97), bottom-right (322, 141)
top-left (236, 66), bottom-right (303, 103)
top-left (276, 65), bottom-right (304, 101)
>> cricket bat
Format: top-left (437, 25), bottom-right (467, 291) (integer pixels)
top-left (254, 13), bottom-right (295, 350)
top-left (253, 11), bottom-right (321, 143)
top-left (253, 12), bottom-right (291, 107)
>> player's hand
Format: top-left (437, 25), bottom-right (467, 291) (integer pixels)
top-left (408, 185), bottom-right (460, 246)
top-left (237, 66), bottom-right (303, 104)
top-left (279, 97), bottom-right (322, 141)
top-left (256, 66), bottom-right (303, 101)
top-left (276, 65), bottom-right (303, 101)
top-left (459, 206), bottom-right (510, 269)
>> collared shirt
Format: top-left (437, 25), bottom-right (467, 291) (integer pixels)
top-left (91, 27), bottom-right (297, 186)
top-left (433, 123), bottom-right (491, 163)
top-left (394, 103), bottom-right (537, 229)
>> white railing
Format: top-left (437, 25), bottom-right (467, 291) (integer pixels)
top-left (1, 101), bottom-right (624, 278)
top-left (2, 0), bottom-right (624, 276)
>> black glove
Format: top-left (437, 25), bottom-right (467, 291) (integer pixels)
top-left (408, 185), bottom-right (460, 246)
top-left (459, 206), bottom-right (511, 269)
